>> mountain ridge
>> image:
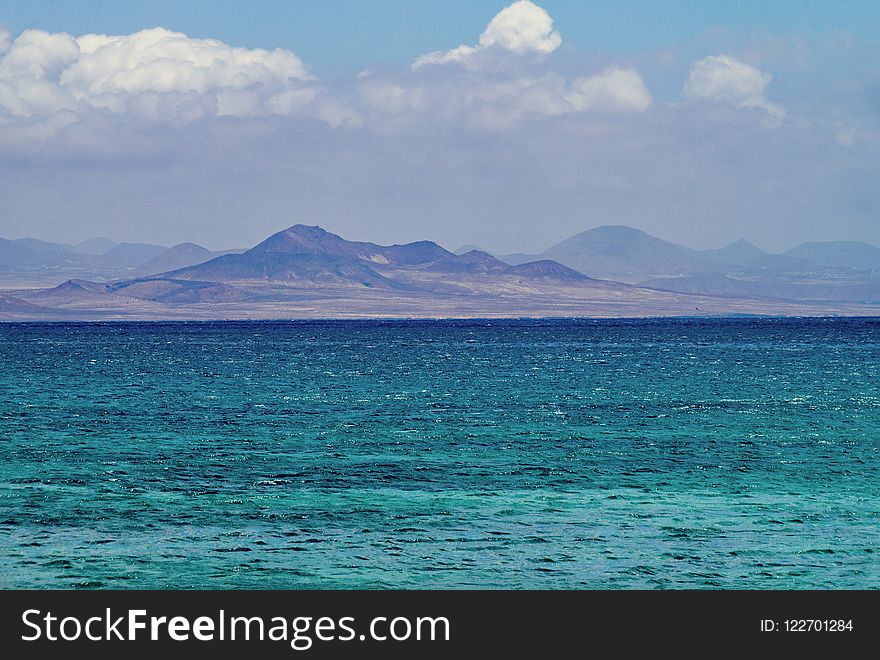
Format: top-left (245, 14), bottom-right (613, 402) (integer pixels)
top-left (4, 222), bottom-right (880, 320)
top-left (4, 223), bottom-right (880, 316)
top-left (784, 241), bottom-right (880, 272)
top-left (162, 224), bottom-right (585, 287)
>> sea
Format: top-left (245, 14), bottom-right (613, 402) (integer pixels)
top-left (1, 318), bottom-right (878, 589)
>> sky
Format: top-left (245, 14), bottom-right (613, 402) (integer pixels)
top-left (0, 0), bottom-right (878, 253)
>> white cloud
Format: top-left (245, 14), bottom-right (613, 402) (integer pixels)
top-left (0, 30), bottom-right (80, 117)
top-left (0, 7), bottom-right (651, 134)
top-left (356, 66), bottom-right (652, 130)
top-left (479, 0), bottom-right (561, 55)
top-left (684, 54), bottom-right (785, 121)
top-left (412, 44), bottom-right (478, 69)
top-left (65, 28), bottom-right (310, 96)
top-left (362, 2), bottom-right (650, 129)
top-left (0, 25), bottom-right (14, 53)
top-left (567, 67), bottom-right (652, 113)
top-left (0, 26), bottom-right (332, 122)
top-left (413, 0), bottom-right (561, 69)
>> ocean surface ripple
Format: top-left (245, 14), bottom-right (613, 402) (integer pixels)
top-left (1, 318), bottom-right (878, 588)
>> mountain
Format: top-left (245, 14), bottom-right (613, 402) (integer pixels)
top-left (247, 225), bottom-right (471, 270)
top-left (503, 260), bottom-right (590, 282)
top-left (6, 223), bottom-right (880, 320)
top-left (100, 242), bottom-right (168, 269)
top-left (784, 241), bottom-right (880, 272)
top-left (0, 293), bottom-right (50, 314)
top-left (499, 252), bottom-right (542, 266)
top-left (1, 238), bottom-right (44, 266)
top-left (108, 278), bottom-right (250, 304)
top-left (436, 250), bottom-right (508, 274)
top-left (165, 225), bottom-right (524, 286)
top-left (454, 244), bottom-right (484, 255)
top-left (701, 239), bottom-right (768, 266)
top-left (540, 225), bottom-right (723, 282)
top-left (24, 277), bottom-right (249, 307)
top-left (14, 238), bottom-right (76, 254)
top-left (136, 242), bottom-right (218, 276)
top-left (25, 279), bottom-right (117, 304)
top-left (2, 236), bottom-right (230, 280)
top-left (698, 240), bottom-right (832, 276)
top-left (735, 252), bottom-right (820, 275)
top-left (0, 236), bottom-right (180, 282)
top-left (0, 238), bottom-right (86, 270)
top-left (170, 252), bottom-right (400, 288)
top-left (74, 237), bottom-right (118, 255)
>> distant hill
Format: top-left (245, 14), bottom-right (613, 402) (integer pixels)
top-left (502, 227), bottom-right (871, 282)
top-left (24, 277), bottom-right (237, 306)
top-left (168, 226), bottom-right (401, 287)
top-left (736, 252), bottom-right (819, 275)
top-left (108, 278), bottom-right (250, 304)
top-left (155, 224), bottom-right (596, 291)
top-left (701, 239), bottom-right (768, 265)
top-left (248, 225), bottom-right (471, 271)
top-left (784, 241), bottom-right (880, 272)
top-left (1, 238), bottom-right (45, 266)
top-left (503, 260), bottom-right (590, 282)
top-left (166, 225), bottom-right (496, 285)
top-left (453, 244), bottom-right (484, 255)
top-left (499, 252), bottom-right (542, 266)
top-left (136, 242), bottom-right (218, 276)
top-left (14, 238), bottom-right (76, 254)
top-left (171, 252), bottom-right (401, 288)
top-left (0, 293), bottom-right (51, 314)
top-left (540, 225), bottom-right (723, 282)
top-left (438, 250), bottom-right (508, 274)
top-left (698, 240), bottom-right (831, 276)
top-left (100, 242), bottom-right (168, 269)
top-left (74, 237), bottom-right (118, 255)
top-left (25, 279), bottom-right (116, 303)
top-left (0, 236), bottom-right (188, 281)
top-left (0, 238), bottom-right (85, 270)
top-left (6, 223), bottom-right (880, 320)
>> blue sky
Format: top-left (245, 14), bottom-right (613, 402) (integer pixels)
top-left (3, 0), bottom-right (879, 72)
top-left (0, 1), bottom-right (878, 252)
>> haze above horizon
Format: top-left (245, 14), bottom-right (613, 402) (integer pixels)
top-left (6, 223), bottom-right (880, 261)
top-left (1, 1), bottom-right (878, 253)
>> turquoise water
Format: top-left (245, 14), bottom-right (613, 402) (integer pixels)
top-left (1, 318), bottom-right (878, 589)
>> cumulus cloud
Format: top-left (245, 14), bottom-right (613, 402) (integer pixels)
top-left (0, 25), bottom-right (12, 53)
top-left (684, 54), bottom-right (785, 121)
top-left (567, 67), bottom-right (652, 113)
top-left (0, 30), bottom-right (79, 117)
top-left (413, 0), bottom-right (561, 68)
top-left (479, 0), bottom-right (561, 54)
top-left (67, 28), bottom-right (310, 99)
top-left (354, 66), bottom-right (651, 131)
top-left (352, 2), bottom-right (650, 129)
top-left (0, 3), bottom-right (654, 134)
top-left (10, 6), bottom-right (819, 139)
top-left (0, 26), bottom-right (340, 123)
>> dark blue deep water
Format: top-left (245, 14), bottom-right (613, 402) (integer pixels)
top-left (1, 318), bottom-right (878, 588)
